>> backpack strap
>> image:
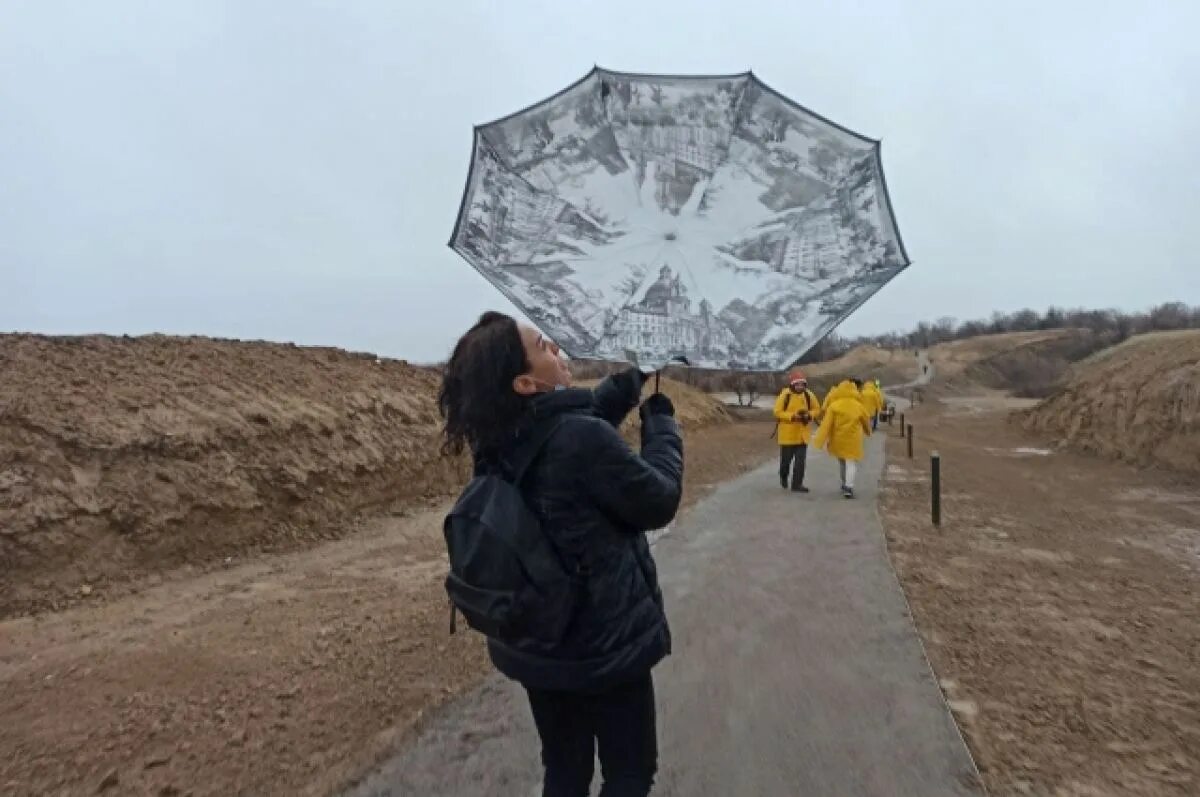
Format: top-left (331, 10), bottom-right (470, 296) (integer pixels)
top-left (509, 415), bottom-right (585, 579)
top-left (508, 415), bottom-right (567, 484)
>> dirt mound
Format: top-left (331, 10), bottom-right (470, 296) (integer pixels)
top-left (0, 334), bottom-right (466, 617)
top-left (0, 335), bottom-right (730, 618)
top-left (628, 376), bottom-right (733, 429)
top-left (926, 330), bottom-right (1082, 378)
top-left (960, 329), bottom-right (1103, 397)
top-left (806, 330), bottom-right (1104, 397)
top-left (1023, 331), bottom-right (1200, 475)
top-left (802, 345), bottom-right (914, 387)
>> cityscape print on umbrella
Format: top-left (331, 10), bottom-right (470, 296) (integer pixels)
top-left (450, 68), bottom-right (910, 370)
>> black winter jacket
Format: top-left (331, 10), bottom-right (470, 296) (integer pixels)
top-left (477, 376), bottom-right (684, 692)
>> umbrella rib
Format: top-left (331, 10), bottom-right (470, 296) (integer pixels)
top-left (554, 236), bottom-right (661, 263)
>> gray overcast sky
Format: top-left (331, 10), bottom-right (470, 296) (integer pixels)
top-left (3, 0), bottom-right (1198, 362)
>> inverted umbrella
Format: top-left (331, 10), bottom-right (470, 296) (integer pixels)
top-left (450, 68), bottom-right (909, 371)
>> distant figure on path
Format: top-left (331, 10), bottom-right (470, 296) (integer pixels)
top-left (439, 312), bottom-right (684, 797)
top-left (815, 379), bottom-right (873, 499)
top-left (862, 379), bottom-right (884, 430)
top-left (773, 369), bottom-right (821, 493)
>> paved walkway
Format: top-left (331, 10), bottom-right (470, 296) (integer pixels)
top-left (347, 434), bottom-right (982, 796)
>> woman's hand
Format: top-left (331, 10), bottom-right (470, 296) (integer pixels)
top-left (610, 366), bottom-right (649, 399)
top-left (639, 393), bottom-right (675, 421)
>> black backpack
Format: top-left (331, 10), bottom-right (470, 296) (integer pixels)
top-left (443, 417), bottom-right (581, 643)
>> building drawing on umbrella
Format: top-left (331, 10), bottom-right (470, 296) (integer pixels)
top-left (605, 265), bottom-right (738, 358)
top-left (485, 188), bottom-right (563, 260)
top-left (777, 213), bottom-right (840, 279)
top-left (630, 126), bottom-right (725, 174)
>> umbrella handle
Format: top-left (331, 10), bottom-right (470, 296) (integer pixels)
top-left (654, 370), bottom-right (661, 395)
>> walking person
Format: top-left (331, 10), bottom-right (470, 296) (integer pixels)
top-left (814, 379), bottom-right (872, 499)
top-left (773, 369), bottom-right (820, 493)
top-left (439, 312), bottom-right (683, 797)
top-left (862, 378), bottom-right (884, 431)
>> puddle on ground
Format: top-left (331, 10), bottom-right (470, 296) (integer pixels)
top-left (1017, 547), bottom-right (1075, 564)
top-left (984, 447), bottom-right (1053, 457)
top-left (1116, 487), bottom-right (1200, 505)
top-left (1115, 521), bottom-right (1200, 569)
top-left (885, 465), bottom-right (926, 483)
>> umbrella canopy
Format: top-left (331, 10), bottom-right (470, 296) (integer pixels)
top-left (450, 68), bottom-right (909, 371)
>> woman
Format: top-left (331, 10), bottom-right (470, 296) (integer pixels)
top-left (439, 312), bottom-right (683, 797)
top-left (814, 379), bottom-right (872, 499)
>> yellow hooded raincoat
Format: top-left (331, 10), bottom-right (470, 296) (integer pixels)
top-left (814, 381), bottom-right (872, 461)
top-left (861, 382), bottom-right (884, 417)
top-left (773, 386), bottom-right (821, 445)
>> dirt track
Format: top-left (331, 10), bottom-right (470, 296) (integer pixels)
top-left (0, 414), bottom-right (773, 797)
top-left (882, 395), bottom-right (1200, 795)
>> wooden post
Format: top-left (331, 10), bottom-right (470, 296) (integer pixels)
top-left (907, 424), bottom-right (914, 459)
top-left (931, 451), bottom-right (942, 526)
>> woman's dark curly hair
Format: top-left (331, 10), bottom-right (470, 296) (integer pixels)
top-left (438, 311), bottom-right (531, 457)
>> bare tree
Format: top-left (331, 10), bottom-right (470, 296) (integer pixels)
top-left (723, 372), bottom-right (771, 407)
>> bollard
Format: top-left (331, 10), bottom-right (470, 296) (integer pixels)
top-left (931, 451), bottom-right (941, 526)
top-left (907, 424), bottom-right (914, 459)
top-left (900, 413), bottom-right (906, 438)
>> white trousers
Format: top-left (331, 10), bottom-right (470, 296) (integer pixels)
top-left (838, 459), bottom-right (858, 488)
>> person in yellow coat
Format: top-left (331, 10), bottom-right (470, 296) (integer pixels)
top-left (821, 378), bottom-right (863, 416)
top-left (773, 369), bottom-right (821, 492)
top-left (814, 379), bottom-right (873, 499)
top-left (861, 379), bottom-right (884, 430)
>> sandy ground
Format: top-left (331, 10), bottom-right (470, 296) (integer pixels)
top-left (880, 396), bottom-right (1200, 796)
top-left (0, 413), bottom-right (774, 797)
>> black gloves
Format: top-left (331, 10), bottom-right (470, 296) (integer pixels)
top-left (639, 393), bottom-right (675, 421)
top-left (610, 366), bottom-right (649, 400)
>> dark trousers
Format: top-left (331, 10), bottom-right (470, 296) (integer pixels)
top-left (525, 673), bottom-right (657, 797)
top-left (779, 444), bottom-right (808, 488)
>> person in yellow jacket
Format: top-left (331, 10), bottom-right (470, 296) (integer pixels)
top-left (773, 369), bottom-right (821, 492)
top-left (861, 379), bottom-right (884, 430)
top-left (814, 379), bottom-right (873, 499)
top-left (821, 378), bottom-right (863, 415)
